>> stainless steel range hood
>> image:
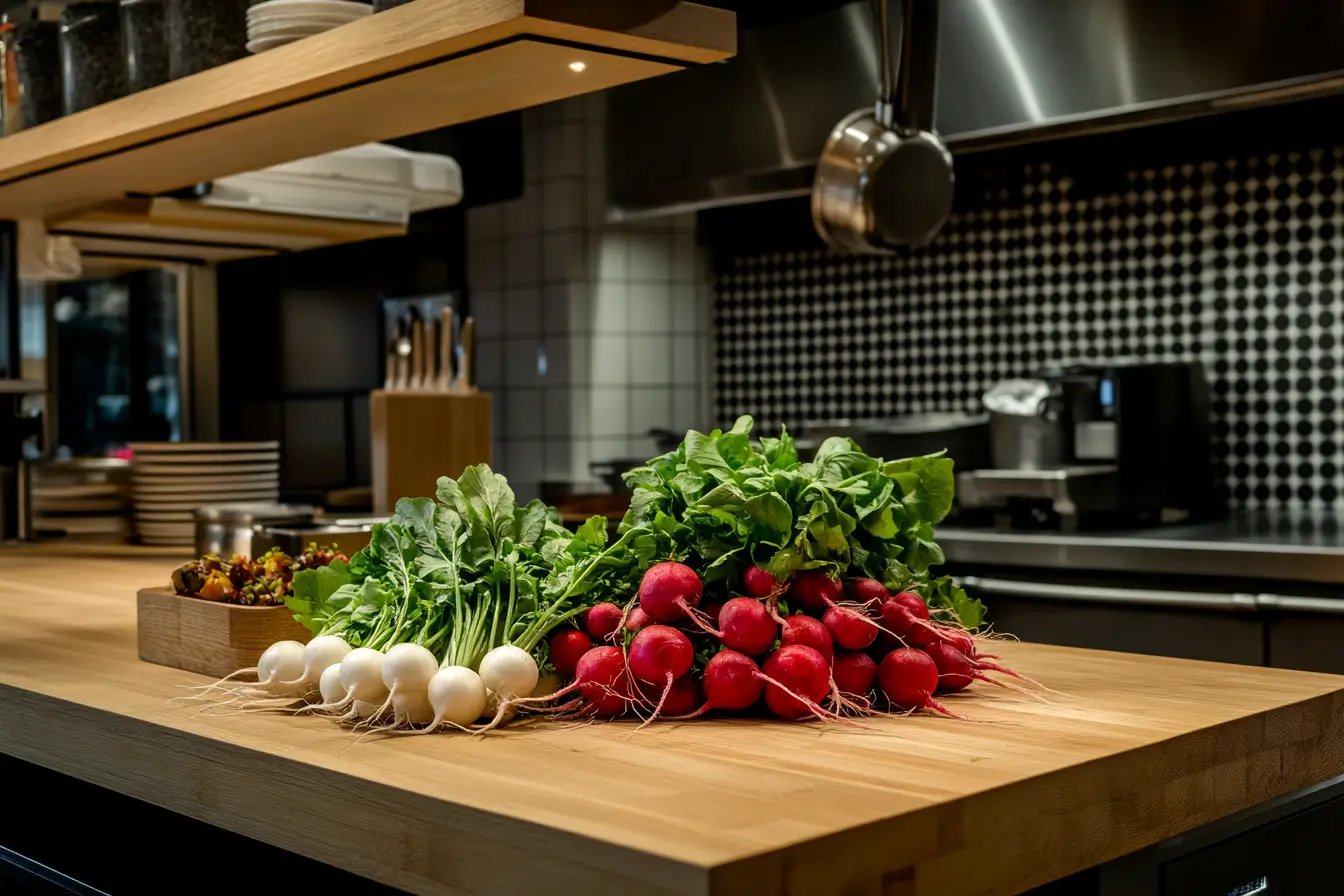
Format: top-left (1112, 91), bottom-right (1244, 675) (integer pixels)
top-left (607, 0), bottom-right (1344, 218)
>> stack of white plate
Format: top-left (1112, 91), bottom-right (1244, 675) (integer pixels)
top-left (30, 459), bottom-right (132, 543)
top-left (131, 442), bottom-right (281, 546)
top-left (247, 0), bottom-right (372, 54)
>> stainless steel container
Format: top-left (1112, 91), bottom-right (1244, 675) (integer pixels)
top-left (193, 503), bottom-right (316, 557)
top-left (988, 412), bottom-right (1063, 470)
top-left (252, 517), bottom-right (385, 559)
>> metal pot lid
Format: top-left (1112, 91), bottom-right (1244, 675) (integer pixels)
top-left (193, 503), bottom-right (316, 524)
top-left (864, 412), bottom-right (988, 433)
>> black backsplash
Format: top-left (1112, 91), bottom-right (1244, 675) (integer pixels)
top-left (710, 103), bottom-right (1344, 511)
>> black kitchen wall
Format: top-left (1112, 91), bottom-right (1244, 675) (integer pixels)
top-left (708, 99), bottom-right (1344, 511)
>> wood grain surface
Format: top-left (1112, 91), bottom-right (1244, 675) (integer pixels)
top-left (0, 556), bottom-right (1342, 895)
top-left (371, 390), bottom-right (493, 514)
top-left (0, 1), bottom-right (735, 220)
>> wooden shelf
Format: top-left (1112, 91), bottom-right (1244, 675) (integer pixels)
top-left (46, 197), bottom-right (407, 266)
top-left (0, 0), bottom-right (735, 220)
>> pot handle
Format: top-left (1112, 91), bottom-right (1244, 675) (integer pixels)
top-left (885, 0), bottom-right (940, 135)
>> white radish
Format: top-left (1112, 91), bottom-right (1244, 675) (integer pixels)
top-left (427, 666), bottom-right (488, 727)
top-left (477, 645), bottom-right (539, 702)
top-left (395, 693), bottom-right (436, 726)
top-left (283, 635), bottom-right (351, 691)
top-left (319, 662), bottom-right (345, 705)
top-left (249, 640), bottom-right (309, 697)
top-left (340, 647), bottom-right (390, 706)
top-left (374, 643), bottom-right (439, 727)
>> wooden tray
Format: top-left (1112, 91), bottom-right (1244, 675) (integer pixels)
top-left (136, 587), bottom-right (311, 678)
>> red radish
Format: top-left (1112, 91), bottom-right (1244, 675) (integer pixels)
top-left (743, 566), bottom-right (776, 597)
top-left (574, 646), bottom-right (633, 716)
top-left (945, 629), bottom-right (975, 655)
top-left (640, 674), bottom-right (703, 717)
top-left (585, 603), bottom-right (624, 640)
top-left (832, 650), bottom-right (878, 696)
top-left (780, 614), bottom-right (834, 663)
top-left (791, 570), bottom-right (843, 613)
top-left (879, 598), bottom-right (946, 647)
top-left (879, 648), bottom-right (956, 717)
top-left (762, 645), bottom-right (831, 719)
top-left (628, 626), bottom-right (694, 685)
top-left (716, 597), bottom-right (778, 655)
top-left (923, 641), bottom-right (974, 692)
top-left (879, 599), bottom-right (917, 637)
top-left (823, 604), bottom-right (878, 650)
top-left (549, 629), bottom-right (592, 678)
top-left (639, 561), bottom-right (703, 622)
top-left (625, 606), bottom-right (652, 632)
top-left (892, 591), bottom-right (930, 620)
top-left (672, 649), bottom-right (765, 718)
top-left (849, 578), bottom-right (889, 606)
top-left (905, 618), bottom-right (943, 649)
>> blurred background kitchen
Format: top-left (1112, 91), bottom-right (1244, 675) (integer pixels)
top-left (6, 0), bottom-right (1344, 670)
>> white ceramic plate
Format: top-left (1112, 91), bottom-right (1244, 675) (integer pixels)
top-left (134, 511), bottom-right (196, 523)
top-left (248, 0), bottom-right (371, 18)
top-left (133, 495), bottom-right (279, 512)
top-left (31, 482), bottom-right (127, 498)
top-left (33, 516), bottom-right (131, 535)
top-left (248, 13), bottom-right (364, 30)
top-left (247, 35), bottom-right (302, 52)
top-left (32, 496), bottom-right (130, 513)
top-left (133, 462), bottom-right (280, 476)
top-left (130, 441), bottom-right (279, 453)
top-left (136, 523), bottom-right (195, 537)
top-left (131, 452), bottom-right (279, 465)
top-left (131, 473), bottom-right (279, 488)
top-left (248, 23), bottom-right (345, 41)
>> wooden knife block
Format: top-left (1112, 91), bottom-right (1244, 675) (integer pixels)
top-left (371, 390), bottom-right (492, 513)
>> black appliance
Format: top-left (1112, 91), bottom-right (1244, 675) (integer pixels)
top-left (958, 361), bottom-right (1218, 528)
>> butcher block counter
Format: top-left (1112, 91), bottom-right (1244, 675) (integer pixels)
top-left (2, 555), bottom-right (1343, 895)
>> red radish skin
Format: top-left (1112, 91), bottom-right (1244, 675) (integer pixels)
top-left (625, 606), bottom-right (653, 632)
top-left (743, 566), bottom-right (776, 597)
top-left (879, 648), bottom-right (957, 717)
top-left (879, 599), bottom-right (916, 637)
top-left (574, 646), bottom-right (633, 716)
top-left (762, 645), bottom-right (831, 719)
top-left (640, 674), bottom-right (703, 717)
top-left (791, 570), bottom-right (843, 614)
top-left (549, 629), bottom-right (592, 678)
top-left (716, 597), bottom-right (778, 655)
top-left (628, 626), bottom-right (694, 685)
top-left (700, 600), bottom-right (726, 627)
top-left (585, 603), bottom-right (624, 640)
top-left (671, 649), bottom-right (765, 719)
top-left (849, 578), bottom-right (889, 607)
top-left (923, 641), bottom-right (974, 692)
top-left (780, 614), bottom-right (834, 663)
top-left (832, 650), bottom-right (878, 696)
top-left (892, 591), bottom-right (931, 620)
top-left (823, 605), bottom-right (878, 650)
top-left (639, 561), bottom-right (704, 622)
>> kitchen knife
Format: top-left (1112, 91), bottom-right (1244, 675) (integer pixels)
top-left (384, 322), bottom-right (403, 390)
top-left (426, 315), bottom-right (441, 389)
top-left (408, 307), bottom-right (425, 389)
top-left (439, 305), bottom-right (456, 391)
top-left (454, 315), bottom-right (476, 393)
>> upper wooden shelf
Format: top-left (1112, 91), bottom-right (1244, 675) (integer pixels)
top-left (0, 0), bottom-right (735, 220)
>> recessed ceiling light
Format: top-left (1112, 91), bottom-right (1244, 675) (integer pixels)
top-left (569, 61), bottom-right (587, 73)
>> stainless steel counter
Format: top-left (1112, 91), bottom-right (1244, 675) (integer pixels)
top-left (941, 512), bottom-right (1344, 585)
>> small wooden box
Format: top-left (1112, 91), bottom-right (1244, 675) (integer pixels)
top-left (371, 389), bottom-right (492, 513)
top-left (137, 588), bottom-right (312, 678)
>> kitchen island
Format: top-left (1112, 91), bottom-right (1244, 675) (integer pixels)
top-left (1, 555), bottom-right (1342, 895)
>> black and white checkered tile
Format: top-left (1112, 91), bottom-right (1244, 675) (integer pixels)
top-left (714, 148), bottom-right (1344, 511)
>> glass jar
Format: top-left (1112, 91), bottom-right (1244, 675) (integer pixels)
top-left (10, 19), bottom-right (62, 130)
top-left (60, 2), bottom-right (126, 115)
top-left (165, 0), bottom-right (248, 81)
top-left (121, 0), bottom-right (169, 93)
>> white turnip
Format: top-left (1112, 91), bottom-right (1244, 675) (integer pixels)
top-left (427, 666), bottom-right (489, 727)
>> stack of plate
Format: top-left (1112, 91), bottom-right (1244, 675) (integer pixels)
top-left (131, 442), bottom-right (281, 546)
top-left (246, 0), bottom-right (372, 54)
top-left (30, 459), bottom-right (132, 543)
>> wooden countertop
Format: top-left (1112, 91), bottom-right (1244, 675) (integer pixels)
top-left (1, 556), bottom-right (1342, 895)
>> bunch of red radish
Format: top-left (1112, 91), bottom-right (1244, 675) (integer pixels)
top-left (543, 560), bottom-right (1029, 723)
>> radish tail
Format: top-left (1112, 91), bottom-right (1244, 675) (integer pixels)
top-left (923, 696), bottom-right (966, 720)
top-left (635, 674), bottom-right (674, 731)
top-left (666, 703), bottom-right (712, 721)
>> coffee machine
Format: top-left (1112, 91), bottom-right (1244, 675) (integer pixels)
top-left (958, 361), bottom-right (1219, 529)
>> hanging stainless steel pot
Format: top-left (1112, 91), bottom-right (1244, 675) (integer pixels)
top-left (812, 0), bottom-right (954, 252)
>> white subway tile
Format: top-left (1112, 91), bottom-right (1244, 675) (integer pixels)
top-left (542, 123), bottom-right (585, 180)
top-left (672, 334), bottom-right (701, 386)
top-left (543, 438), bottom-right (573, 480)
top-left (672, 230), bottom-right (699, 282)
top-left (503, 287), bottom-right (541, 336)
top-left (591, 334), bottom-right (629, 385)
top-left (543, 178), bottom-right (584, 232)
top-left (542, 337), bottom-right (570, 386)
top-left (467, 238), bottom-right (503, 290)
top-left (506, 388), bottom-right (544, 438)
top-left (597, 233), bottom-right (627, 281)
top-left (504, 337), bottom-right (541, 387)
top-left (591, 386), bottom-right (629, 436)
top-left (590, 437), bottom-right (631, 467)
top-left (571, 380), bottom-right (592, 438)
top-left (474, 338), bottom-right (505, 389)
top-left (543, 231), bottom-right (584, 282)
top-left (502, 189), bottom-right (539, 236)
top-left (472, 290), bottom-right (504, 339)
top-left (631, 387), bottom-right (672, 436)
top-left (627, 282), bottom-right (670, 333)
top-left (541, 283), bottom-right (570, 335)
top-left (468, 203), bottom-right (503, 240)
top-left (626, 233), bottom-right (671, 282)
top-left (630, 335), bottom-right (671, 386)
top-left (626, 435), bottom-right (659, 460)
top-left (509, 439), bottom-right (545, 485)
top-left (568, 283), bottom-right (595, 334)
top-left (672, 386), bottom-right (706, 433)
top-left (504, 235), bottom-right (541, 288)
top-left (542, 388), bottom-right (573, 439)
top-left (670, 283), bottom-right (700, 334)
top-left (594, 281), bottom-right (629, 333)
